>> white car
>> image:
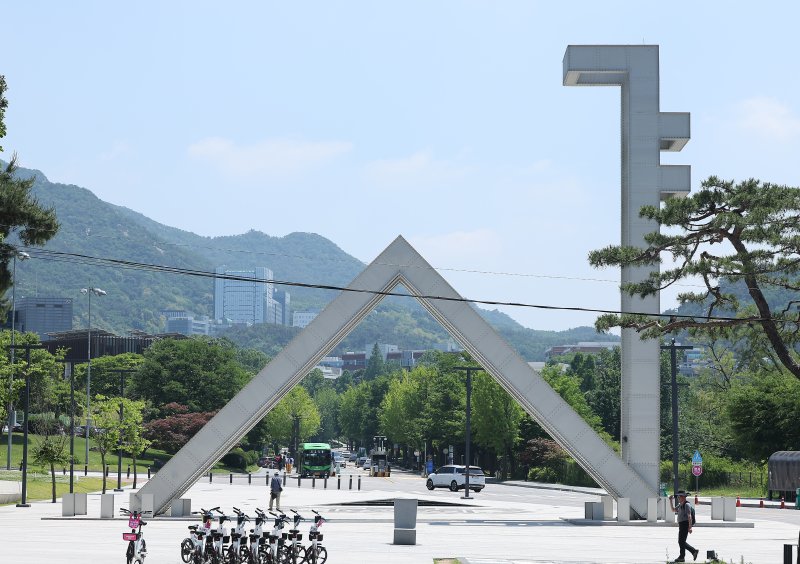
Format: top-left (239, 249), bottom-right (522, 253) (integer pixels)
top-left (426, 465), bottom-right (485, 492)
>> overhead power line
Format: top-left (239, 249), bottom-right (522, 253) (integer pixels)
top-left (17, 247), bottom-right (776, 324)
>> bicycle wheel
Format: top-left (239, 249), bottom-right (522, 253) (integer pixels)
top-left (181, 539), bottom-right (194, 563)
top-left (293, 545), bottom-right (306, 564)
top-left (126, 541), bottom-right (135, 564)
top-left (314, 546), bottom-right (327, 564)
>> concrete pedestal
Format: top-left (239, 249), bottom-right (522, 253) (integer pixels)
top-left (100, 493), bottom-right (115, 518)
top-left (62, 493), bottom-right (75, 517)
top-left (723, 497), bottom-right (737, 522)
top-left (171, 498), bottom-right (191, 517)
top-left (711, 497), bottom-right (723, 520)
top-left (74, 492), bottom-right (87, 515)
top-left (393, 498), bottom-right (417, 545)
top-left (647, 498), bottom-right (658, 522)
top-left (601, 496), bottom-right (614, 520)
top-left (617, 498), bottom-right (630, 522)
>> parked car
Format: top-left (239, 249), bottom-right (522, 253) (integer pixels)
top-left (349, 452), bottom-right (358, 462)
top-left (426, 465), bottom-right (485, 492)
top-left (333, 452), bottom-right (346, 467)
top-left (361, 457), bottom-right (371, 470)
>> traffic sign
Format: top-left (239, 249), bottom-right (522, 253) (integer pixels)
top-left (692, 465), bottom-right (703, 477)
top-left (692, 450), bottom-right (702, 464)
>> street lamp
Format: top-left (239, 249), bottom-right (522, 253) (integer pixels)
top-left (6, 250), bottom-right (29, 470)
top-left (80, 287), bottom-right (106, 475)
top-left (111, 369), bottom-right (135, 492)
top-left (455, 366), bottom-right (482, 500)
top-left (661, 339), bottom-right (692, 498)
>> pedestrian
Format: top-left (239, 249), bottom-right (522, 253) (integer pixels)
top-left (269, 471), bottom-right (283, 511)
top-left (287, 456), bottom-right (294, 474)
top-left (278, 454), bottom-right (285, 472)
top-left (668, 490), bottom-right (699, 562)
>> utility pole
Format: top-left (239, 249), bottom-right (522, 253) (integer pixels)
top-left (661, 339), bottom-right (692, 497)
top-left (455, 366), bottom-right (482, 500)
top-left (110, 369), bottom-right (136, 492)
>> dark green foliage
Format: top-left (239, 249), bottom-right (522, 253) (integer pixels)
top-left (590, 176), bottom-right (800, 379)
top-left (221, 447), bottom-right (259, 470)
top-left (131, 337), bottom-right (249, 412)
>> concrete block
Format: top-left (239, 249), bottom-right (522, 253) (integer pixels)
top-left (617, 498), bottom-right (630, 522)
top-left (647, 498), bottom-right (658, 522)
top-left (601, 495), bottom-right (614, 520)
top-left (394, 498), bottom-right (417, 529)
top-left (74, 492), bottom-right (87, 515)
top-left (140, 493), bottom-right (154, 516)
top-left (723, 497), bottom-right (737, 522)
top-left (393, 528), bottom-right (416, 545)
top-left (170, 498), bottom-right (191, 517)
top-left (657, 497), bottom-right (666, 520)
top-left (711, 497), bottom-right (723, 520)
top-left (100, 493), bottom-right (115, 518)
top-left (62, 493), bottom-right (75, 517)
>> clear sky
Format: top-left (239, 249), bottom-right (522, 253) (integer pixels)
top-left (3, 2), bottom-right (800, 331)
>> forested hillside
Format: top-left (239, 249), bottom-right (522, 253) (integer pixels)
top-left (6, 163), bottom-right (616, 360)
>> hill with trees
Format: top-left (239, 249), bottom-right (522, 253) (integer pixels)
top-left (4, 162), bottom-right (616, 360)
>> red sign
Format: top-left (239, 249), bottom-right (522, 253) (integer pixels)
top-left (691, 464), bottom-right (703, 477)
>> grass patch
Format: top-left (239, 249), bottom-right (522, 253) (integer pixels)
top-left (0, 475), bottom-right (113, 505)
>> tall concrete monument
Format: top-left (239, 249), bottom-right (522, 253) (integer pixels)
top-left (563, 45), bottom-right (691, 492)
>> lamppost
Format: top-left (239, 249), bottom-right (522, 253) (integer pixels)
top-left (455, 366), bottom-right (482, 500)
top-left (81, 287), bottom-right (106, 475)
top-left (8, 342), bottom-right (45, 507)
top-left (661, 339), bottom-right (692, 497)
top-left (6, 250), bottom-right (29, 470)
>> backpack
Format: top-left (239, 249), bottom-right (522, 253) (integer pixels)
top-left (687, 502), bottom-right (696, 524)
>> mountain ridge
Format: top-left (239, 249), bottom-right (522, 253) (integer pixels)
top-left (7, 161), bottom-right (618, 360)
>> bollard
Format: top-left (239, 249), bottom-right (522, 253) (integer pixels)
top-left (283, 473), bottom-right (287, 487)
top-left (84, 465), bottom-right (88, 476)
top-left (338, 476), bottom-right (341, 490)
top-left (297, 475), bottom-right (301, 487)
top-left (312, 477), bottom-right (316, 489)
top-left (229, 473), bottom-right (233, 484)
top-left (105, 465), bottom-right (110, 477)
top-left (127, 465), bottom-right (131, 478)
top-left (695, 494), bottom-right (699, 505)
top-left (358, 475), bottom-right (361, 490)
top-left (760, 498), bottom-right (764, 508)
top-left (248, 473), bottom-right (251, 485)
top-left (324, 476), bottom-right (327, 489)
top-left (147, 467), bottom-right (151, 479)
top-left (62, 467), bottom-right (66, 476)
top-left (209, 472), bottom-right (213, 483)
top-left (349, 475), bottom-right (353, 490)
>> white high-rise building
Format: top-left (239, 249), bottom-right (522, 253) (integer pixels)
top-left (214, 266), bottom-right (273, 324)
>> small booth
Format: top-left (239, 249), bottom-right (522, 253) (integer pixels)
top-left (768, 451), bottom-right (800, 502)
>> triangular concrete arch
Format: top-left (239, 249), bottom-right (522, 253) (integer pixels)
top-left (136, 236), bottom-right (656, 516)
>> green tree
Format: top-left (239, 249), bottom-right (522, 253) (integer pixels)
top-left (471, 371), bottom-right (524, 478)
top-left (585, 349), bottom-right (621, 440)
top-left (31, 413), bottom-right (70, 502)
top-left (363, 343), bottom-right (385, 381)
top-left (0, 75), bottom-right (7, 149)
top-left (263, 387), bottom-right (320, 454)
top-left (132, 337), bottom-right (249, 412)
top-left (91, 395), bottom-right (123, 493)
top-left (73, 353), bottom-right (143, 399)
top-left (338, 383), bottom-right (372, 447)
top-left (589, 176), bottom-right (800, 380)
top-left (379, 369), bottom-right (425, 451)
top-left (725, 370), bottom-right (800, 459)
top-left (312, 386), bottom-right (340, 444)
top-left (119, 397), bottom-right (150, 489)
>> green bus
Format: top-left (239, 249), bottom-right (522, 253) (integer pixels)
top-left (299, 442), bottom-right (333, 478)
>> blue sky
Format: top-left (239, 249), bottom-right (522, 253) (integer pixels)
top-left (3, 2), bottom-right (800, 331)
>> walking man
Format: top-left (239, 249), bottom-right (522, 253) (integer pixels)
top-left (269, 471), bottom-right (283, 511)
top-left (669, 491), bottom-right (699, 562)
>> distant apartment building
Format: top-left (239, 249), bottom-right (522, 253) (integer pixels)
top-left (164, 313), bottom-right (211, 336)
top-left (8, 297), bottom-right (73, 341)
top-left (292, 310), bottom-right (318, 328)
top-left (544, 341), bottom-right (620, 360)
top-left (214, 266), bottom-right (273, 324)
top-left (273, 289), bottom-right (291, 325)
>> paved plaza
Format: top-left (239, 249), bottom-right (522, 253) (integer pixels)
top-left (1, 470), bottom-right (799, 563)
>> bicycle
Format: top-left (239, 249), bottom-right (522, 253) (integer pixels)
top-left (121, 507), bottom-right (150, 564)
top-left (245, 509), bottom-right (267, 564)
top-left (182, 508), bottom-right (214, 564)
top-left (228, 507), bottom-right (250, 563)
top-left (281, 510), bottom-right (306, 564)
top-left (305, 510), bottom-right (327, 564)
top-left (209, 507), bottom-right (231, 564)
top-left (264, 511), bottom-right (288, 564)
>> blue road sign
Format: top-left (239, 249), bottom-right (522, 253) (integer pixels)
top-left (692, 450), bottom-right (702, 464)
